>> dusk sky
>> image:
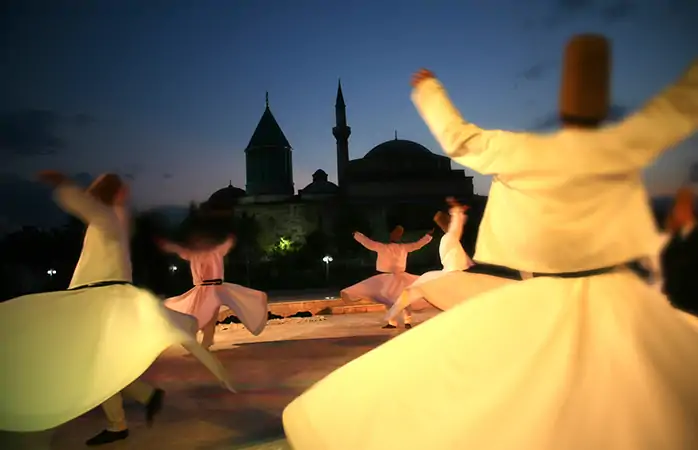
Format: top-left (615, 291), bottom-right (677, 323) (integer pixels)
top-left (1, 0), bottom-right (697, 227)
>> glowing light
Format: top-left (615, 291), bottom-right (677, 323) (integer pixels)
top-left (278, 237), bottom-right (293, 251)
top-left (47, 269), bottom-right (56, 276)
top-left (322, 255), bottom-right (333, 283)
top-left (169, 265), bottom-right (178, 273)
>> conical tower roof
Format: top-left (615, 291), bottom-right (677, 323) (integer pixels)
top-left (245, 92), bottom-right (291, 151)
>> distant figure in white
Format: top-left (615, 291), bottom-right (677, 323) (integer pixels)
top-left (282, 35), bottom-right (698, 450)
top-left (158, 232), bottom-right (268, 349)
top-left (386, 197), bottom-right (476, 323)
top-left (646, 223), bottom-right (673, 291)
top-left (0, 172), bottom-right (234, 449)
top-left (341, 225), bottom-right (432, 329)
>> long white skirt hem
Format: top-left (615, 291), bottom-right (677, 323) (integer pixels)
top-left (0, 284), bottom-right (234, 432)
top-left (284, 271), bottom-right (698, 450)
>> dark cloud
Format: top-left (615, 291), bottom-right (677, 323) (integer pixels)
top-left (533, 0), bottom-right (638, 29)
top-left (0, 110), bottom-right (66, 156)
top-left (162, 173), bottom-right (173, 179)
top-left (72, 113), bottom-right (96, 127)
top-left (0, 109), bottom-right (94, 157)
top-left (599, 1), bottom-right (637, 22)
top-left (112, 163), bottom-right (144, 181)
top-left (0, 172), bottom-right (95, 232)
top-left (529, 104), bottom-right (630, 131)
top-left (555, 0), bottom-right (594, 13)
top-left (518, 61), bottom-right (557, 81)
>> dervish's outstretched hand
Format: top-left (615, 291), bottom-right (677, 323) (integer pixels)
top-left (37, 170), bottom-right (69, 187)
top-left (411, 68), bottom-right (436, 88)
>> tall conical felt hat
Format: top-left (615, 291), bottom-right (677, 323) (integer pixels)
top-left (87, 173), bottom-right (124, 205)
top-left (559, 34), bottom-right (611, 125)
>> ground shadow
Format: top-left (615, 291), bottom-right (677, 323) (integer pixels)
top-left (50, 334), bottom-right (394, 449)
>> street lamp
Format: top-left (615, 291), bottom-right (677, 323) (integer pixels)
top-left (47, 268), bottom-right (56, 278)
top-left (322, 255), bottom-right (333, 283)
top-left (169, 264), bottom-right (178, 274)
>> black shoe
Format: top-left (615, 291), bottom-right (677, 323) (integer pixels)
top-left (85, 429), bottom-right (129, 446)
top-left (382, 324), bottom-right (397, 329)
top-left (404, 323), bottom-right (412, 329)
top-left (145, 389), bottom-right (165, 427)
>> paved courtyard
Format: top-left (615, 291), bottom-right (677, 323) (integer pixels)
top-left (45, 310), bottom-right (437, 449)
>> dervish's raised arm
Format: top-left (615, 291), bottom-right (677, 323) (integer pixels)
top-left (411, 70), bottom-right (536, 176)
top-left (156, 238), bottom-right (194, 261)
top-left (353, 232), bottom-right (383, 252)
top-left (38, 171), bottom-right (113, 226)
top-left (403, 233), bottom-right (433, 253)
top-left (213, 236), bottom-right (236, 257)
top-left (411, 61), bottom-right (698, 176)
top-left (590, 59), bottom-right (698, 172)
top-left (446, 205), bottom-right (466, 242)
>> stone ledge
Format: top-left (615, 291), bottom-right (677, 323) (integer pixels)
top-left (217, 297), bottom-right (384, 321)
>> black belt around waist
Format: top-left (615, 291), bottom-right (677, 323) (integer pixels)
top-left (467, 264), bottom-right (523, 280)
top-left (68, 280), bottom-right (133, 291)
top-left (198, 278), bottom-right (223, 286)
top-left (470, 260), bottom-right (651, 282)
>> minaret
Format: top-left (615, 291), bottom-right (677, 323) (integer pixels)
top-left (332, 79), bottom-right (351, 188)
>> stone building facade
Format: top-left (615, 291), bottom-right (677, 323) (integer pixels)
top-left (204, 82), bottom-right (478, 264)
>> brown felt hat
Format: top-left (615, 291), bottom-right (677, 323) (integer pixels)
top-left (559, 34), bottom-right (611, 125)
top-left (433, 211), bottom-right (450, 233)
top-left (87, 173), bottom-right (125, 205)
top-left (389, 225), bottom-right (404, 242)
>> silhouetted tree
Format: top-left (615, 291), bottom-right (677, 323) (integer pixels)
top-left (331, 202), bottom-right (371, 258)
top-left (130, 210), bottom-right (172, 295)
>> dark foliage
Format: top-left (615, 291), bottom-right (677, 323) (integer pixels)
top-left (130, 210), bottom-right (176, 295)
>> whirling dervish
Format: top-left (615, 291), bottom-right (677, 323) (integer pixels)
top-left (282, 35), bottom-right (698, 450)
top-left (386, 197), bottom-right (510, 324)
top-left (157, 215), bottom-right (269, 349)
top-left (387, 196), bottom-right (529, 323)
top-left (341, 225), bottom-right (433, 329)
top-left (644, 211), bottom-right (675, 290)
top-left (0, 172), bottom-right (234, 449)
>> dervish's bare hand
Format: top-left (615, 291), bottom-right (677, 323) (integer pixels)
top-left (411, 68), bottom-right (436, 88)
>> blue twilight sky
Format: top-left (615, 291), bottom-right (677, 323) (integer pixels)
top-left (1, 0), bottom-right (697, 224)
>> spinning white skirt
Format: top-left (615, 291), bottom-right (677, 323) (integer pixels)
top-left (165, 283), bottom-right (268, 335)
top-left (387, 270), bottom-right (516, 320)
top-left (284, 270), bottom-right (698, 450)
top-left (0, 284), bottom-right (235, 432)
top-left (342, 272), bottom-right (430, 310)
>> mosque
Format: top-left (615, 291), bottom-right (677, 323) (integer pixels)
top-left (204, 81), bottom-right (476, 257)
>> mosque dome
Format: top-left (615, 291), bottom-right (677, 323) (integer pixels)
top-left (346, 136), bottom-right (451, 180)
top-left (299, 169), bottom-right (339, 197)
top-left (364, 139), bottom-right (433, 160)
top-left (205, 182), bottom-right (246, 210)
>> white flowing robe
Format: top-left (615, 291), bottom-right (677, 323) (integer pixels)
top-left (341, 232), bottom-right (432, 309)
top-left (0, 184), bottom-right (234, 433)
top-left (386, 206), bottom-right (510, 322)
top-left (283, 61), bottom-right (698, 450)
top-left (162, 239), bottom-right (268, 336)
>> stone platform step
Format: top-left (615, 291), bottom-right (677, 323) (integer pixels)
top-left (217, 297), bottom-right (384, 321)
